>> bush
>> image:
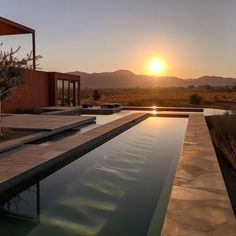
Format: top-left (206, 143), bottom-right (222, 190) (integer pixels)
top-left (93, 90), bottom-right (102, 101)
top-left (189, 94), bottom-right (203, 105)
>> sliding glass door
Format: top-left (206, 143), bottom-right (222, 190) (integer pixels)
top-left (57, 80), bottom-right (79, 106)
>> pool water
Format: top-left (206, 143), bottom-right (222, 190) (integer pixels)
top-left (0, 117), bottom-right (187, 236)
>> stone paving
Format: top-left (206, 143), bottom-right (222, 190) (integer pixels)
top-left (0, 114), bottom-right (95, 131)
top-left (0, 113), bottom-right (148, 194)
top-left (0, 132), bottom-right (42, 153)
top-left (0, 114), bottom-right (95, 153)
top-left (161, 114), bottom-right (236, 236)
top-left (0, 112), bottom-right (235, 234)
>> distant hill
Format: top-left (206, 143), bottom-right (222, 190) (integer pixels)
top-left (69, 70), bottom-right (236, 88)
top-left (187, 76), bottom-right (236, 87)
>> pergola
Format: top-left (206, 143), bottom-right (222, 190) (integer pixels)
top-left (0, 16), bottom-right (36, 70)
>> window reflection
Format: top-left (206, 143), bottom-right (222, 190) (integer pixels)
top-left (57, 79), bottom-right (79, 106)
top-left (75, 81), bottom-right (79, 105)
top-left (57, 80), bottom-right (63, 106)
top-left (63, 80), bottom-right (69, 106)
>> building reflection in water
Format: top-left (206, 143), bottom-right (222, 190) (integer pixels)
top-left (0, 183), bottom-right (40, 235)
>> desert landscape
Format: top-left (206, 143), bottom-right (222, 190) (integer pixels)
top-left (80, 86), bottom-right (236, 109)
top-left (1, 1), bottom-right (236, 235)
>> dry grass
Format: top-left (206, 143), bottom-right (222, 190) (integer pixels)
top-left (81, 87), bottom-right (236, 108)
top-left (210, 131), bottom-right (236, 172)
top-left (207, 114), bottom-right (236, 172)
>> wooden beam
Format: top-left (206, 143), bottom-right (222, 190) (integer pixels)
top-left (32, 32), bottom-right (36, 70)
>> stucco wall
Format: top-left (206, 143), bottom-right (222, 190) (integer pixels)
top-left (2, 70), bottom-right (49, 113)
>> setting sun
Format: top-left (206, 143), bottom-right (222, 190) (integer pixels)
top-left (145, 57), bottom-right (167, 76)
top-left (146, 58), bottom-right (166, 76)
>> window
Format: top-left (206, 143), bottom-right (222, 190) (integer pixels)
top-left (56, 79), bottom-right (79, 106)
top-left (57, 80), bottom-right (63, 106)
top-left (75, 81), bottom-right (79, 105)
top-left (63, 80), bottom-right (69, 106)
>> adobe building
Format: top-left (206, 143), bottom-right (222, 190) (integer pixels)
top-left (0, 16), bottom-right (80, 113)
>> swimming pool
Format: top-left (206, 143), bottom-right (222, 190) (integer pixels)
top-left (0, 117), bottom-right (187, 236)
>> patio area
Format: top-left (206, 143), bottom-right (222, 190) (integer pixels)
top-left (0, 114), bottom-right (95, 131)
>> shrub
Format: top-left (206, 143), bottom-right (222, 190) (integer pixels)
top-left (93, 90), bottom-right (102, 101)
top-left (189, 94), bottom-right (203, 105)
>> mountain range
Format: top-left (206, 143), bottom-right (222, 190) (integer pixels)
top-left (70, 70), bottom-right (236, 88)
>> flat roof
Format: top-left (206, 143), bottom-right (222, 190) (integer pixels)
top-left (0, 16), bottom-right (34, 36)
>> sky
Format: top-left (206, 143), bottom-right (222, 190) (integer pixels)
top-left (1, 0), bottom-right (236, 78)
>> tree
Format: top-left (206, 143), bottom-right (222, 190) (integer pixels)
top-left (0, 46), bottom-right (38, 99)
top-left (189, 93), bottom-right (203, 105)
top-left (93, 89), bottom-right (101, 101)
top-left (0, 44), bottom-right (41, 135)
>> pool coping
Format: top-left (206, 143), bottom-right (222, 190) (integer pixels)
top-left (81, 107), bottom-right (122, 115)
top-left (160, 114), bottom-right (236, 235)
top-left (123, 106), bottom-right (203, 112)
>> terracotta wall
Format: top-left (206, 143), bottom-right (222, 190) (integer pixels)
top-left (2, 70), bottom-right (49, 113)
top-left (1, 70), bottom-right (80, 113)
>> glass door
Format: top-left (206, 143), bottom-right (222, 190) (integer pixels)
top-left (57, 80), bottom-right (63, 106)
top-left (57, 80), bottom-right (77, 106)
top-left (69, 82), bottom-right (75, 106)
top-left (63, 80), bottom-right (69, 106)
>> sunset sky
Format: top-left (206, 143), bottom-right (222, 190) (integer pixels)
top-left (1, 0), bottom-right (236, 78)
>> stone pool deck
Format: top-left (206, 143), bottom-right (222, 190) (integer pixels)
top-left (0, 114), bottom-right (95, 131)
top-left (0, 114), bottom-right (95, 153)
top-left (123, 106), bottom-right (204, 112)
top-left (0, 111), bottom-right (235, 234)
top-left (0, 112), bottom-right (148, 198)
top-left (161, 114), bottom-right (236, 236)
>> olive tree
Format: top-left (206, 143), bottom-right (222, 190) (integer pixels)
top-left (0, 44), bottom-right (41, 135)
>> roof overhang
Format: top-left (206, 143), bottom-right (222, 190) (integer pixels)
top-left (0, 16), bottom-right (36, 69)
top-left (0, 16), bottom-right (35, 36)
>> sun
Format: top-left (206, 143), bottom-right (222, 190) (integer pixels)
top-left (150, 60), bottom-right (163, 73)
top-left (148, 59), bottom-right (166, 75)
